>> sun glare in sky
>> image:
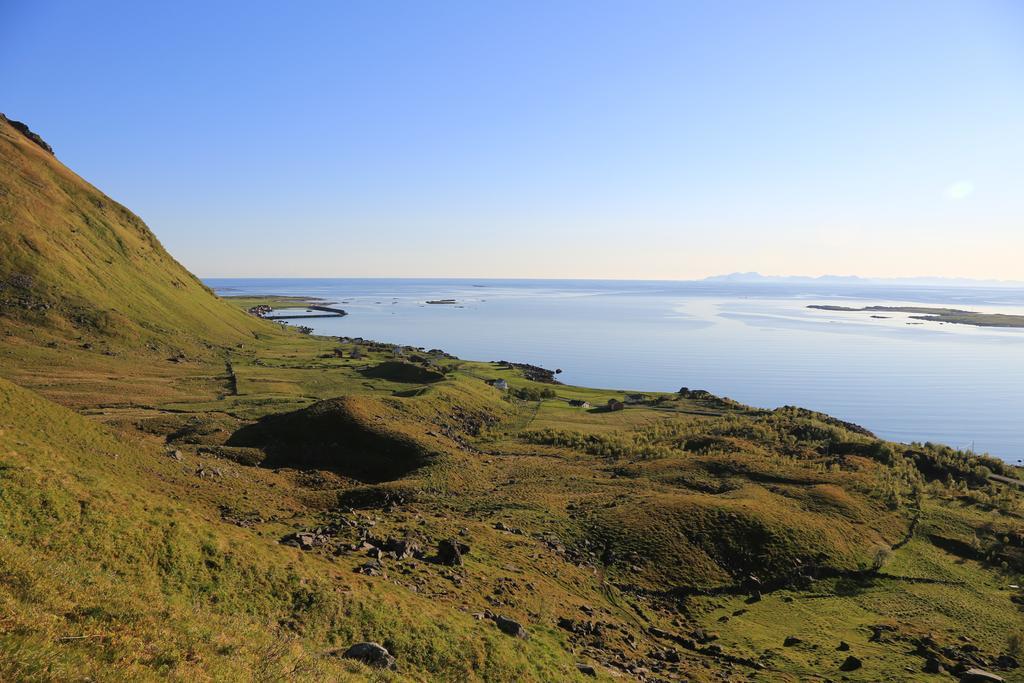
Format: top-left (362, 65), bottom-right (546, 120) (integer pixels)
top-left (946, 180), bottom-right (975, 201)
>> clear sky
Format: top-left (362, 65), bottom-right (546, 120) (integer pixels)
top-left (3, 1), bottom-right (1023, 280)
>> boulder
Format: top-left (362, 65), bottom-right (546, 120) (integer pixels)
top-left (576, 662), bottom-right (597, 677)
top-left (837, 641), bottom-right (850, 651)
top-left (783, 635), bottom-right (802, 647)
top-left (337, 642), bottom-right (396, 670)
top-left (437, 538), bottom-right (469, 566)
top-left (840, 655), bottom-right (863, 671)
top-left (492, 614), bottom-right (528, 639)
top-left (994, 655), bottom-right (1018, 669)
top-left (924, 657), bottom-right (945, 674)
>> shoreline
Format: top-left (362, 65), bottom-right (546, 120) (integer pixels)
top-left (225, 293), bottom-right (1022, 463)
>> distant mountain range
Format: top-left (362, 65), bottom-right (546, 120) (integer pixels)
top-left (703, 272), bottom-right (1024, 287)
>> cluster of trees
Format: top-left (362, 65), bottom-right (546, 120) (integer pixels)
top-left (930, 476), bottom-right (1021, 514)
top-left (507, 386), bottom-right (557, 401)
top-left (524, 428), bottom-right (677, 460)
top-left (904, 441), bottom-right (1014, 485)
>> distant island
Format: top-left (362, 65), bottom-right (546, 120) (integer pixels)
top-left (707, 272), bottom-right (1024, 287)
top-left (809, 304), bottom-right (1024, 328)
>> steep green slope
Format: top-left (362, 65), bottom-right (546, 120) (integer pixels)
top-left (0, 114), bottom-right (267, 356)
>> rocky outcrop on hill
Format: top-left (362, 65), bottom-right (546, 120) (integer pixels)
top-left (3, 115), bottom-right (54, 154)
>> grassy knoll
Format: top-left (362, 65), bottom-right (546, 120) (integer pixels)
top-left (1, 115), bottom-right (1023, 680)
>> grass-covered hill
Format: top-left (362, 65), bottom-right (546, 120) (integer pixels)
top-left (0, 114), bottom-right (270, 364)
top-left (1, 118), bottom-right (1022, 681)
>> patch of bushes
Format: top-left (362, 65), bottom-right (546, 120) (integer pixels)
top-left (508, 386), bottom-right (557, 401)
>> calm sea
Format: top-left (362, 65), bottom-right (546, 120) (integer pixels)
top-left (207, 278), bottom-right (1024, 463)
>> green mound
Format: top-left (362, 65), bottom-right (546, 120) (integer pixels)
top-left (360, 360), bottom-right (446, 384)
top-left (228, 395), bottom-right (442, 482)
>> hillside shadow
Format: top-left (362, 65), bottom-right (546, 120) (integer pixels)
top-left (227, 398), bottom-right (431, 483)
top-left (359, 361), bottom-right (445, 384)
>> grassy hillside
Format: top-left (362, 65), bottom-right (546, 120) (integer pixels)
top-left (0, 114), bottom-right (277, 364)
top-left (1, 118), bottom-right (1022, 681)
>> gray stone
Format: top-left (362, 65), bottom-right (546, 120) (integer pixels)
top-left (337, 642), bottom-right (396, 670)
top-left (492, 614), bottom-right (527, 639)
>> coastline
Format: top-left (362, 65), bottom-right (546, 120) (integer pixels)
top-left (225, 290), bottom-right (1024, 463)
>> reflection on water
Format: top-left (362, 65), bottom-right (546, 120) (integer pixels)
top-left (208, 278), bottom-right (1024, 462)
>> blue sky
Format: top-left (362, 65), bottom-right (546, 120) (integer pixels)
top-left (3, 1), bottom-right (1023, 279)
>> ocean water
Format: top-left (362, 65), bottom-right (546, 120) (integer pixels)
top-left (207, 278), bottom-right (1024, 463)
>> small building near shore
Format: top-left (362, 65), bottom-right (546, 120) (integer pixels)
top-left (607, 398), bottom-right (624, 411)
top-left (488, 379), bottom-right (509, 391)
top-left (568, 399), bottom-right (591, 408)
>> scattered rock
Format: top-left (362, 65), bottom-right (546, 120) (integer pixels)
top-left (336, 642), bottom-right (396, 670)
top-left (354, 559), bottom-right (385, 576)
top-left (869, 624), bottom-right (897, 643)
top-left (280, 531), bottom-right (325, 550)
top-left (924, 657), bottom-right (945, 674)
top-left (383, 537), bottom-right (420, 560)
top-left (840, 655), bottom-right (863, 671)
top-left (168, 449), bottom-right (183, 461)
top-left (959, 670), bottom-right (1004, 683)
top-left (576, 662), bottom-right (597, 677)
top-left (562, 617), bottom-right (603, 636)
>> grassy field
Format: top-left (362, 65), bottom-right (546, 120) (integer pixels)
top-left (1, 114), bottom-right (1023, 681)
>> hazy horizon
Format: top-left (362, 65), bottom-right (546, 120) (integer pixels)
top-left (204, 272), bottom-right (1024, 286)
top-left (4, 1), bottom-right (1023, 281)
